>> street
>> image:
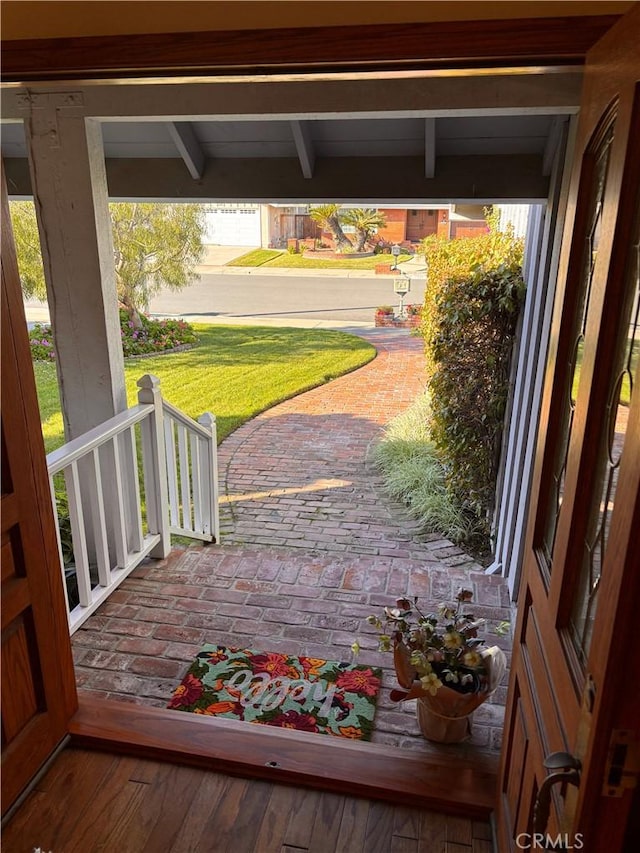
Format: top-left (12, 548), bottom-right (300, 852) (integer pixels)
top-left (147, 272), bottom-right (426, 325)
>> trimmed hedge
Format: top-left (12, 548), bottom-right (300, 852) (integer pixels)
top-left (420, 214), bottom-right (525, 552)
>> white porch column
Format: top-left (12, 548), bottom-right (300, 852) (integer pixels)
top-left (23, 95), bottom-right (126, 438)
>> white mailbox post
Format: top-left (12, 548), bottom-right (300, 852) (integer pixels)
top-left (393, 276), bottom-right (411, 316)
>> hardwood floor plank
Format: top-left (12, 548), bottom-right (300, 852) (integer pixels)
top-left (168, 771), bottom-right (230, 852)
top-left (445, 844), bottom-right (473, 852)
top-left (129, 755), bottom-right (164, 785)
top-left (1, 749), bottom-right (120, 852)
top-left (283, 787), bottom-right (321, 848)
top-left (309, 791), bottom-right (345, 852)
top-left (391, 836), bottom-right (420, 853)
top-left (472, 840), bottom-right (493, 852)
top-left (335, 796), bottom-right (370, 853)
top-left (135, 763), bottom-right (213, 853)
top-left (253, 784), bottom-right (306, 853)
top-left (472, 820), bottom-right (493, 840)
top-left (363, 801), bottom-right (396, 853)
top-left (60, 756), bottom-right (142, 853)
top-left (393, 805), bottom-right (421, 840)
top-left (78, 780), bottom-right (148, 853)
top-left (446, 816), bottom-right (473, 845)
top-left (197, 774), bottom-right (273, 851)
top-left (419, 810), bottom-right (447, 853)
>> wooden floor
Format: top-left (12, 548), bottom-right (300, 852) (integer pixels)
top-left (3, 747), bottom-right (494, 852)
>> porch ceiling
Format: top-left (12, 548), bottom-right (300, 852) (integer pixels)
top-left (1, 67), bottom-right (579, 202)
top-left (0, 112), bottom-right (561, 203)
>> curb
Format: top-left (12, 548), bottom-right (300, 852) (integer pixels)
top-left (197, 264), bottom-right (382, 280)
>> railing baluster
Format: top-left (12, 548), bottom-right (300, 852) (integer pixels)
top-left (164, 416), bottom-right (180, 527)
top-left (198, 413), bottom-right (219, 541)
top-left (48, 475), bottom-right (70, 615)
top-left (111, 433), bottom-right (129, 568)
top-left (177, 424), bottom-right (192, 531)
top-left (124, 425), bottom-right (144, 552)
top-left (190, 433), bottom-right (202, 532)
top-left (64, 461), bottom-right (92, 608)
top-left (88, 448), bottom-right (111, 587)
top-left (137, 375), bottom-right (171, 558)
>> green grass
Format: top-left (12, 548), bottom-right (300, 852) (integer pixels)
top-left (35, 324), bottom-right (376, 454)
top-left (227, 249), bottom-right (283, 267)
top-left (372, 394), bottom-right (483, 549)
top-left (226, 249), bottom-right (412, 271)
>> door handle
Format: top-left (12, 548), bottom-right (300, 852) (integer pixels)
top-left (533, 752), bottom-right (581, 838)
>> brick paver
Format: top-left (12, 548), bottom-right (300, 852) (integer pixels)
top-left (74, 328), bottom-right (512, 757)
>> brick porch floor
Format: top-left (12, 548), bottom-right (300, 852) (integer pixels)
top-left (73, 328), bottom-right (511, 758)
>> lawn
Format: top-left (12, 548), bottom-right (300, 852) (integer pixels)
top-left (226, 249), bottom-right (282, 267)
top-left (227, 249), bottom-right (411, 270)
top-left (35, 324), bottom-right (376, 454)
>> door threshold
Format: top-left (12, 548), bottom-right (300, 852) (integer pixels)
top-left (70, 697), bottom-right (497, 819)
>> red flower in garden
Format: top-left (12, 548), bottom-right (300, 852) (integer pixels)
top-left (168, 673), bottom-right (203, 708)
top-left (250, 652), bottom-right (298, 679)
top-left (267, 710), bottom-right (319, 732)
top-left (335, 668), bottom-right (381, 696)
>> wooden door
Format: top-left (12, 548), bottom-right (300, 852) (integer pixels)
top-left (1, 164), bottom-right (77, 814)
top-left (497, 8), bottom-right (640, 851)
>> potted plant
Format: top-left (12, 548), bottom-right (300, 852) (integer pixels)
top-left (362, 589), bottom-right (508, 743)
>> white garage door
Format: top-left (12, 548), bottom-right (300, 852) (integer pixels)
top-left (205, 208), bottom-right (261, 246)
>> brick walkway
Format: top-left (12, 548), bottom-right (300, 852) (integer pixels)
top-left (73, 328), bottom-right (511, 758)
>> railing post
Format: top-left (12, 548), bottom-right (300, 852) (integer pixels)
top-left (137, 374), bottom-right (171, 558)
top-left (198, 412), bottom-right (220, 543)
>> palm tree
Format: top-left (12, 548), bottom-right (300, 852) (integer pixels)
top-left (309, 204), bottom-right (352, 253)
top-left (340, 208), bottom-right (388, 253)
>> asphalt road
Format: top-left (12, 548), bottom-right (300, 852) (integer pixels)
top-left (147, 273), bottom-right (426, 324)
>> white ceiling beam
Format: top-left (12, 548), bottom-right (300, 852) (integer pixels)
top-left (1, 74), bottom-right (583, 121)
top-left (424, 118), bottom-right (436, 179)
top-left (166, 121), bottom-right (205, 180)
top-left (290, 120), bottom-right (315, 179)
top-left (542, 117), bottom-right (567, 177)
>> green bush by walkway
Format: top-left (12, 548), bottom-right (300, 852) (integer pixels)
top-left (419, 213), bottom-right (525, 549)
top-left (35, 324), bottom-right (376, 454)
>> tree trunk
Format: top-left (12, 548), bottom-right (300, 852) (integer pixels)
top-left (119, 291), bottom-right (144, 329)
top-left (355, 230), bottom-right (367, 253)
top-left (327, 213), bottom-right (352, 252)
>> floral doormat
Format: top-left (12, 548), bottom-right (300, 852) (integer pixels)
top-left (167, 645), bottom-right (382, 740)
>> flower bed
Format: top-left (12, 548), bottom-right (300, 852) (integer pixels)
top-left (29, 313), bottom-right (198, 360)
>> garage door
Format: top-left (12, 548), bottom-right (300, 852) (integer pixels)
top-left (205, 207), bottom-right (260, 246)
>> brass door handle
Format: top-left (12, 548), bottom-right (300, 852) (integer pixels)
top-left (533, 752), bottom-right (581, 838)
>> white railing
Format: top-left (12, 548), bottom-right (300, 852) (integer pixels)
top-left (163, 400), bottom-right (220, 542)
top-left (47, 374), bottom-right (219, 634)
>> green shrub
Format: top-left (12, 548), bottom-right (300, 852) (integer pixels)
top-left (420, 212), bottom-right (525, 547)
top-left (28, 323), bottom-right (56, 361)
